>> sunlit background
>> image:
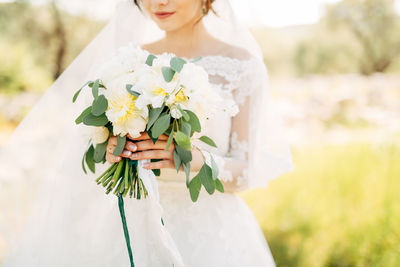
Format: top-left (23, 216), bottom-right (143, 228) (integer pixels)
top-left (1, 0), bottom-right (399, 266)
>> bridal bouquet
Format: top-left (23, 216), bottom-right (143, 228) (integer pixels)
top-left (72, 45), bottom-right (231, 202)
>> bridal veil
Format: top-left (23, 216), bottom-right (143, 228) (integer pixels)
top-left (0, 0), bottom-right (293, 262)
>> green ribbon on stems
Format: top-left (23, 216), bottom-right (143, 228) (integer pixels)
top-left (95, 158), bottom-right (149, 266)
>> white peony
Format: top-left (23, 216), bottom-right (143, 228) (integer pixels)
top-left (96, 44), bottom-right (148, 87)
top-left (80, 126), bottom-right (109, 145)
top-left (135, 64), bottom-right (177, 109)
top-left (104, 86), bottom-right (148, 138)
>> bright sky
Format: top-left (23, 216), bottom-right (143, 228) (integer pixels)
top-left (1, 0), bottom-right (400, 28)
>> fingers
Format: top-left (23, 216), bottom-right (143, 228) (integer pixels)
top-left (128, 132), bottom-right (169, 141)
top-left (106, 153), bottom-right (121, 164)
top-left (143, 160), bottom-right (174, 170)
top-left (134, 140), bottom-right (174, 152)
top-left (129, 150), bottom-right (172, 161)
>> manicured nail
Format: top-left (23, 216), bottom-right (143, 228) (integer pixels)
top-left (130, 153), bottom-right (137, 159)
top-left (123, 151), bottom-right (131, 157)
top-left (116, 157), bottom-right (121, 161)
top-left (129, 144), bottom-right (137, 151)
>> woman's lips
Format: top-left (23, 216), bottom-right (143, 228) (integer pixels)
top-left (154, 11), bottom-right (175, 19)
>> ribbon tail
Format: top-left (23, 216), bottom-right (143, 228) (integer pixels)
top-left (118, 194), bottom-right (135, 267)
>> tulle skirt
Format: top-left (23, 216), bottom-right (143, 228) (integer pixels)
top-left (2, 164), bottom-right (275, 267)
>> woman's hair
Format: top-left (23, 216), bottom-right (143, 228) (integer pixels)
top-left (133, 0), bottom-right (216, 16)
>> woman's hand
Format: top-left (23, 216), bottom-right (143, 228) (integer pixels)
top-left (105, 132), bottom-right (205, 172)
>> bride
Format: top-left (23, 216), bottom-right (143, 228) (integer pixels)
top-left (0, 0), bottom-right (293, 266)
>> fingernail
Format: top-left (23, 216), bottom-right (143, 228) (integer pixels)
top-left (129, 144), bottom-right (137, 151)
top-left (123, 151), bottom-right (131, 157)
top-left (130, 153), bottom-right (137, 159)
top-left (116, 157), bottom-right (121, 161)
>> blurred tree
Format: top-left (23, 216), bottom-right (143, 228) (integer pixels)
top-left (326, 0), bottom-right (400, 75)
top-left (50, 0), bottom-right (67, 79)
top-left (0, 1), bottom-right (103, 93)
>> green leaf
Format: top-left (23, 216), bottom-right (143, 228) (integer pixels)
top-left (94, 141), bottom-right (108, 163)
top-left (91, 95), bottom-right (108, 116)
top-left (181, 121), bottom-right (191, 136)
top-left (75, 106), bottom-right (92, 125)
top-left (182, 162), bottom-right (191, 187)
top-left (175, 131), bottom-right (191, 150)
top-left (162, 66), bottom-right (176, 82)
top-left (151, 113), bottom-right (171, 139)
top-left (189, 176), bottom-right (201, 202)
top-left (170, 57), bottom-right (187, 72)
top-left (81, 153), bottom-right (87, 174)
top-left (147, 106), bottom-right (164, 131)
top-left (83, 113), bottom-right (109, 126)
top-left (146, 54), bottom-right (157, 66)
top-left (184, 110), bottom-right (201, 132)
top-left (175, 144), bottom-right (192, 163)
top-left (85, 145), bottom-right (96, 173)
top-left (147, 129), bottom-right (159, 144)
top-left (126, 84), bottom-right (140, 97)
top-left (210, 155), bottom-right (219, 180)
top-left (113, 135), bottom-right (127, 156)
top-left (177, 106), bottom-right (189, 121)
top-left (73, 81), bottom-right (91, 103)
top-left (191, 56), bottom-right (202, 63)
top-left (165, 131), bottom-right (174, 151)
top-left (91, 79), bottom-right (100, 99)
top-left (173, 150), bottom-right (182, 172)
top-left (215, 179), bottom-right (225, 193)
top-left (199, 164), bottom-right (215, 194)
top-left (199, 136), bottom-right (217, 148)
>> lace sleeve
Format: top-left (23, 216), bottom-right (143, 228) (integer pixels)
top-left (198, 57), bottom-right (294, 192)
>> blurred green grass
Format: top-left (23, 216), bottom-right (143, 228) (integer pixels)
top-left (242, 143), bottom-right (400, 267)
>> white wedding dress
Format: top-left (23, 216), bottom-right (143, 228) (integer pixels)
top-left (1, 52), bottom-right (277, 267)
top-left (0, 1), bottom-right (293, 266)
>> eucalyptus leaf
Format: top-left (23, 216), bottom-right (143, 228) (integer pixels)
top-left (191, 56), bottom-right (202, 63)
top-left (199, 164), bottom-right (215, 194)
top-left (81, 153), bottom-right (87, 174)
top-left (147, 129), bottom-right (159, 144)
top-left (161, 66), bottom-right (176, 82)
top-left (92, 79), bottom-right (100, 99)
top-left (210, 154), bottom-right (219, 180)
top-left (73, 80), bottom-right (91, 103)
top-left (75, 106), bottom-right (92, 125)
top-left (94, 141), bottom-right (108, 163)
top-left (175, 144), bottom-right (192, 163)
top-left (165, 131), bottom-right (174, 151)
top-left (189, 176), bottom-right (201, 202)
top-left (215, 179), bottom-right (225, 193)
top-left (85, 145), bottom-right (96, 173)
top-left (146, 54), bottom-right (157, 66)
top-left (199, 136), bottom-right (217, 148)
top-left (181, 121), bottom-right (191, 136)
top-left (83, 113), bottom-right (109, 126)
top-left (175, 131), bottom-right (191, 150)
top-left (126, 84), bottom-right (140, 97)
top-left (183, 162), bottom-right (191, 187)
top-left (147, 106), bottom-right (164, 131)
top-left (177, 105), bottom-right (189, 121)
top-left (151, 113), bottom-right (171, 138)
top-left (91, 95), bottom-right (108, 116)
top-left (113, 135), bottom-right (127, 156)
top-left (170, 57), bottom-right (187, 72)
top-left (174, 150), bottom-right (182, 172)
top-left (185, 110), bottom-right (201, 132)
